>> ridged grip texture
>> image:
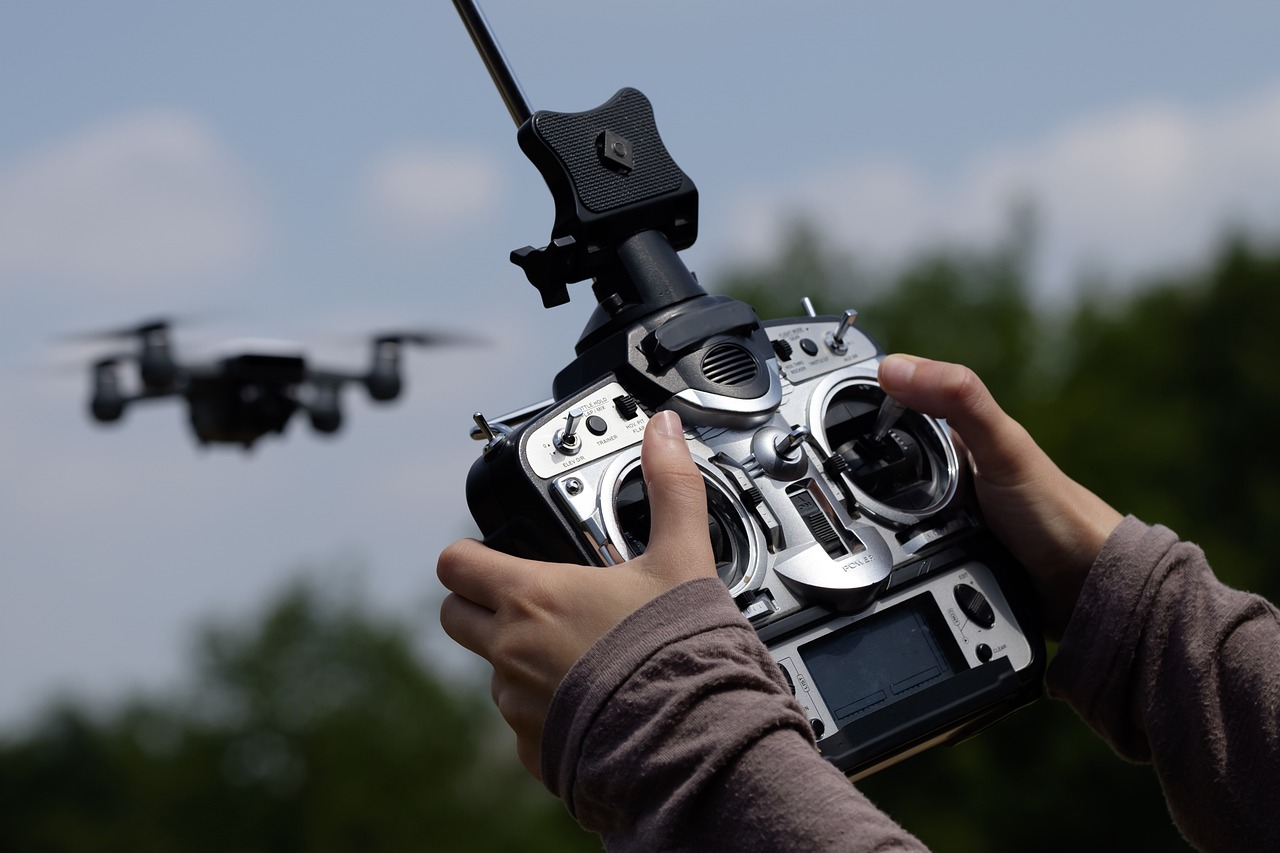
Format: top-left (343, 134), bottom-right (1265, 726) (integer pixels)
top-left (532, 88), bottom-right (684, 214)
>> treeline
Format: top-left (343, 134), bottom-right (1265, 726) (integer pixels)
top-left (0, 581), bottom-right (601, 852)
top-left (5, 219), bottom-right (1279, 851)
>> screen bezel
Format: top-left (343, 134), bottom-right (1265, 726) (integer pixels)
top-left (798, 592), bottom-right (969, 729)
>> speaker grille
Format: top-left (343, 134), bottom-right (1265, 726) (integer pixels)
top-left (702, 343), bottom-right (759, 386)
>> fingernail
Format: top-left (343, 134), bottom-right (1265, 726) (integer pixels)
top-left (652, 409), bottom-right (683, 437)
top-left (879, 354), bottom-right (917, 390)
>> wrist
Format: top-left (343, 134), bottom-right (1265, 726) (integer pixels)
top-left (1044, 488), bottom-right (1124, 641)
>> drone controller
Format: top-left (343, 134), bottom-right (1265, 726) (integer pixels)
top-left (453, 0), bottom-right (1045, 779)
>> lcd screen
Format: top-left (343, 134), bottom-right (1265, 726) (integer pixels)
top-left (800, 594), bottom-right (966, 729)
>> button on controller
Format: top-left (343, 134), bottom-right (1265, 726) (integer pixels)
top-left (954, 584), bottom-right (996, 630)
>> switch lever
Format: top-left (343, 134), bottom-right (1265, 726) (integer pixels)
top-left (826, 309), bottom-right (858, 354)
top-left (871, 396), bottom-right (907, 442)
top-left (555, 407), bottom-right (585, 455)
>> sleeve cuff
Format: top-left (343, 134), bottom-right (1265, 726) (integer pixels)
top-left (540, 576), bottom-right (763, 802)
top-left (1047, 514), bottom-right (1179, 722)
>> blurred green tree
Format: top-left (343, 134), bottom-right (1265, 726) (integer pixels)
top-left (715, 206), bottom-right (1042, 410)
top-left (0, 573), bottom-right (600, 853)
top-left (1028, 231), bottom-right (1280, 599)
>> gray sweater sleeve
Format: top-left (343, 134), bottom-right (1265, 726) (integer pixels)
top-left (540, 517), bottom-right (1279, 851)
top-left (541, 577), bottom-right (927, 853)
top-left (1048, 515), bottom-right (1280, 851)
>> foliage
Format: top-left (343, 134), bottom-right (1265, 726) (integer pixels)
top-left (1026, 232), bottom-right (1280, 596)
top-left (0, 576), bottom-right (600, 853)
top-left (716, 209), bottom-right (1042, 410)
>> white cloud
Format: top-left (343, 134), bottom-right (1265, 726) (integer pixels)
top-left (717, 81), bottom-right (1280, 301)
top-left (0, 112), bottom-right (268, 292)
top-left (356, 146), bottom-right (504, 249)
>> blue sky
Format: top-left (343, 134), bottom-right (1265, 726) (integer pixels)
top-left (4, 1), bottom-right (1280, 725)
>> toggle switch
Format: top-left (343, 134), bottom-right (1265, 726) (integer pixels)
top-left (774, 424), bottom-right (811, 457)
top-left (554, 407), bottom-right (585, 455)
top-left (825, 309), bottom-right (858, 354)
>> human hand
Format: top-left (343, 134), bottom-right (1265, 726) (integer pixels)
top-left (877, 354), bottom-right (1123, 641)
top-left (437, 409), bottom-right (718, 780)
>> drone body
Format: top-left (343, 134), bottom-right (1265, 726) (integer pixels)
top-left (84, 319), bottom-right (445, 449)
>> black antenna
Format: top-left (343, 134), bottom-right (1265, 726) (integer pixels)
top-left (451, 0), bottom-right (532, 126)
top-left (450, 1), bottom-right (776, 420)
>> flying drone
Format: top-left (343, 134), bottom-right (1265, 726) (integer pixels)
top-left (78, 317), bottom-right (464, 448)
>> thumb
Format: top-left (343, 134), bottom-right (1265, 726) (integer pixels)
top-left (877, 353), bottom-right (1040, 487)
top-left (638, 410), bottom-right (716, 578)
